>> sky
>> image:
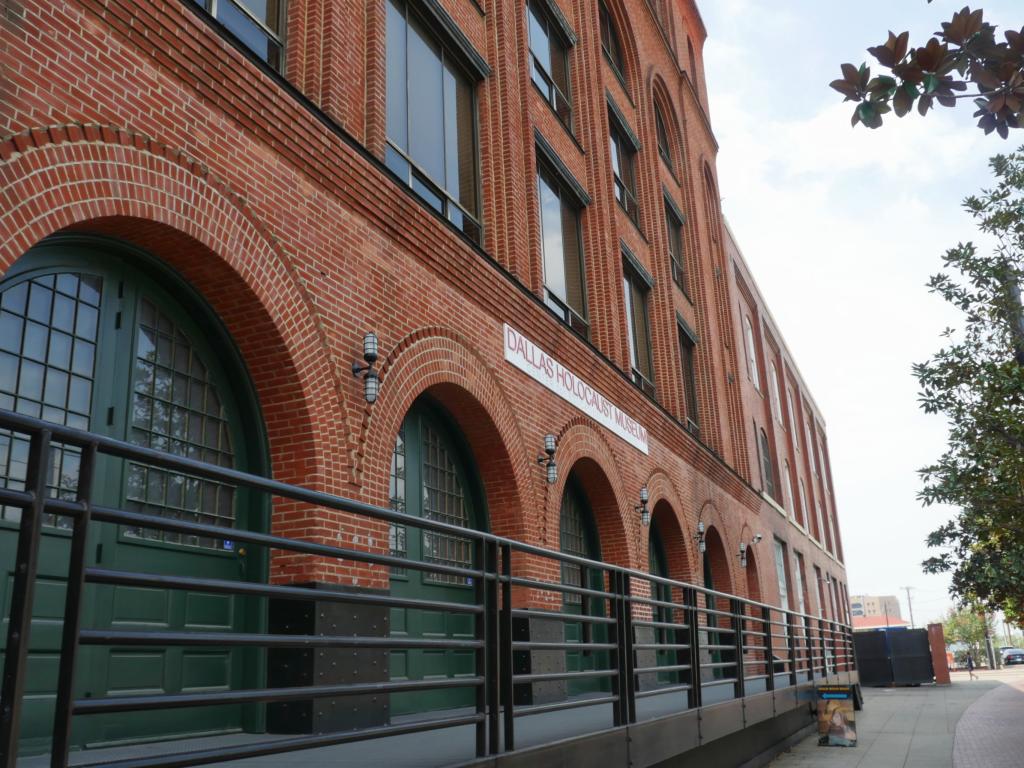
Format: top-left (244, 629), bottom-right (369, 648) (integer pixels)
top-left (701, 0), bottom-right (1021, 626)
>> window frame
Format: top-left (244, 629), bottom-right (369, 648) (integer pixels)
top-left (622, 256), bottom-right (655, 397)
top-left (537, 158), bottom-right (589, 338)
top-left (599, 2), bottom-right (627, 86)
top-left (768, 360), bottom-right (783, 424)
top-left (528, 0), bottom-right (574, 129)
top-left (385, 0), bottom-right (484, 242)
top-left (192, 0), bottom-right (287, 70)
top-left (743, 314), bottom-right (761, 391)
top-left (758, 426), bottom-right (776, 500)
top-left (608, 110), bottom-right (640, 226)
top-left (663, 193), bottom-right (687, 295)
top-left (655, 105), bottom-right (673, 167)
top-left (677, 320), bottom-right (700, 435)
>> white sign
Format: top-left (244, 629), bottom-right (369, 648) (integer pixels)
top-left (503, 324), bottom-right (649, 454)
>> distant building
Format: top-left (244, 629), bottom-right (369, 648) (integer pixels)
top-left (849, 595), bottom-right (902, 619)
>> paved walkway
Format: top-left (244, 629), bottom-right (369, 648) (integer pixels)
top-left (769, 668), bottom-right (1024, 768)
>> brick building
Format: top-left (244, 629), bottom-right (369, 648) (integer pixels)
top-left (0, 0), bottom-right (850, 757)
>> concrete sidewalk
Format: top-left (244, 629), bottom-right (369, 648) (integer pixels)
top-left (769, 668), bottom-right (1024, 768)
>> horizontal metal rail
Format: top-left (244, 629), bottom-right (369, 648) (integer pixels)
top-left (0, 407), bottom-right (855, 766)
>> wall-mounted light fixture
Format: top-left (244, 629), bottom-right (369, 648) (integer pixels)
top-left (636, 486), bottom-right (650, 527)
top-left (738, 533), bottom-right (762, 568)
top-left (352, 332), bottom-right (380, 404)
top-left (537, 434), bottom-right (557, 485)
top-left (694, 506), bottom-right (709, 554)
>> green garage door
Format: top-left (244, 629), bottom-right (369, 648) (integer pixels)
top-left (559, 477), bottom-right (608, 698)
top-left (0, 239), bottom-right (267, 754)
top-left (387, 399), bottom-right (486, 717)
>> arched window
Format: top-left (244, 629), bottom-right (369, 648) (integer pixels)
top-left (743, 315), bottom-right (761, 390)
top-left (655, 103), bottom-right (672, 166)
top-left (687, 38), bottom-right (697, 80)
top-left (759, 427), bottom-right (776, 500)
top-left (387, 397), bottom-right (487, 716)
top-left (599, 3), bottom-right (625, 81)
top-left (0, 237), bottom-right (267, 747)
top-left (783, 460), bottom-right (795, 516)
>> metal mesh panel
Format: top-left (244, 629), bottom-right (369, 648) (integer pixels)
top-left (421, 421), bottom-right (472, 584)
top-left (124, 298), bottom-right (236, 549)
top-left (0, 273), bottom-right (101, 525)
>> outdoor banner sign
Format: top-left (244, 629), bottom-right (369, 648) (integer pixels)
top-left (503, 324), bottom-right (650, 454)
top-left (817, 685), bottom-right (856, 747)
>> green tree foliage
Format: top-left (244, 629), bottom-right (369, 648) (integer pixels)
top-left (916, 150), bottom-right (1024, 625)
top-left (830, 5), bottom-right (1024, 136)
top-left (941, 606), bottom-right (995, 664)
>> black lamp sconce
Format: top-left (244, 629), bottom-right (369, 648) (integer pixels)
top-left (738, 534), bottom-right (763, 568)
top-left (352, 332), bottom-right (380, 404)
top-left (537, 434), bottom-right (557, 485)
top-left (636, 487), bottom-right (650, 527)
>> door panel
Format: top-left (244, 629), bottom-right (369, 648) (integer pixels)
top-left (0, 245), bottom-right (268, 753)
top-left (388, 405), bottom-right (483, 717)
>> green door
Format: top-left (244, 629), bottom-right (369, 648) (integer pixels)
top-left (559, 478), bottom-right (608, 698)
top-left (647, 526), bottom-right (678, 686)
top-left (0, 240), bottom-right (267, 753)
top-left (388, 400), bottom-right (485, 717)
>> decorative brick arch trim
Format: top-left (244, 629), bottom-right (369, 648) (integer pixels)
top-left (644, 471), bottom-right (696, 582)
top-left (0, 125), bottom-right (352, 493)
top-left (696, 499), bottom-right (739, 592)
top-left (646, 70), bottom-right (687, 180)
top-left (546, 418), bottom-right (633, 568)
top-left (359, 328), bottom-right (536, 542)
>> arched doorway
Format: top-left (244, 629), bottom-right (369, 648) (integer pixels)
top-left (0, 236), bottom-right (269, 751)
top-left (647, 516), bottom-right (680, 687)
top-left (701, 526), bottom-right (734, 687)
top-left (559, 474), bottom-right (608, 698)
top-left (387, 395), bottom-right (488, 716)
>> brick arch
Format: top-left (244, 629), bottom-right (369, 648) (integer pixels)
top-left (647, 71), bottom-right (687, 179)
top-left (0, 127), bottom-right (352, 499)
top-left (359, 328), bottom-right (536, 542)
top-left (644, 471), bottom-right (696, 582)
top-left (601, 0), bottom-right (642, 97)
top-left (702, 524), bottom-right (733, 595)
top-left (743, 543), bottom-right (763, 603)
top-left (547, 419), bottom-right (632, 568)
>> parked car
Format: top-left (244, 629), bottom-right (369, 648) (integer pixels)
top-left (1004, 649), bottom-right (1024, 666)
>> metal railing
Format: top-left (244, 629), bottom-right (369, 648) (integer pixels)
top-left (0, 408), bottom-right (855, 767)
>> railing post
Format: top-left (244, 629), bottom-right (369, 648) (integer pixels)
top-left (762, 606), bottom-right (774, 692)
top-left (474, 538), bottom-right (487, 758)
top-left (686, 587), bottom-right (701, 709)
top-left (818, 618), bottom-right (827, 679)
top-left (611, 571), bottom-right (626, 727)
top-left (50, 443), bottom-right (98, 768)
top-left (484, 539), bottom-right (499, 755)
top-left (787, 613), bottom-right (799, 686)
top-left (622, 572), bottom-right (635, 724)
top-left (732, 598), bottom-right (745, 700)
top-left (499, 542), bottom-right (513, 752)
top-left (0, 429), bottom-right (50, 767)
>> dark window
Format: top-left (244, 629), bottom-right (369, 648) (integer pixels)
top-left (528, 0), bottom-right (572, 126)
top-left (687, 38), bottom-right (697, 79)
top-left (560, 481), bottom-right (589, 606)
top-left (759, 427), bottom-right (777, 500)
top-left (609, 119), bottom-right (639, 225)
top-left (678, 325), bottom-right (699, 434)
top-left (599, 3), bottom-right (625, 81)
top-left (664, 199), bottom-right (686, 293)
top-left (623, 262), bottom-right (654, 396)
top-left (386, 0), bottom-right (481, 242)
top-left (192, 0), bottom-right (284, 70)
top-left (538, 164), bottom-right (588, 336)
top-left (655, 105), bottom-right (672, 166)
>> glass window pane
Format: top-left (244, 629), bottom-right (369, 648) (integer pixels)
top-left (27, 283), bottom-right (52, 324)
top-left (407, 16), bottom-right (445, 184)
top-left (0, 312), bottom-right (22, 353)
top-left (560, 201), bottom-right (585, 317)
top-left (539, 172), bottom-right (566, 303)
top-left (386, 0), bottom-right (409, 151)
top-left (528, 3), bottom-right (550, 73)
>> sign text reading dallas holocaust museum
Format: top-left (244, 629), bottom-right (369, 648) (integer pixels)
top-left (503, 324), bottom-right (649, 454)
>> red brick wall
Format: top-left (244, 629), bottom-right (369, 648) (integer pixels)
top-left (0, 0), bottom-right (847, 601)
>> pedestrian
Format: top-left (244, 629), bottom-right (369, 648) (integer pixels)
top-left (966, 652), bottom-right (978, 680)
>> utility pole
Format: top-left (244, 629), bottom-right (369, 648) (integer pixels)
top-left (901, 586), bottom-right (916, 629)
